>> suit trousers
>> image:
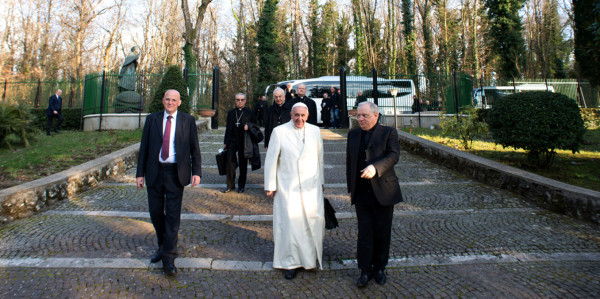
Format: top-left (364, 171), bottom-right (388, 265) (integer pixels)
top-left (226, 142), bottom-right (248, 189)
top-left (147, 164), bottom-right (184, 259)
top-left (46, 113), bottom-right (64, 133)
top-left (354, 189), bottom-right (394, 272)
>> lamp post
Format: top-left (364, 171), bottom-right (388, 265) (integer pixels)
top-left (390, 89), bottom-right (398, 129)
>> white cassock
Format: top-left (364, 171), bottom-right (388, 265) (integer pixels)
top-left (264, 120), bottom-right (325, 270)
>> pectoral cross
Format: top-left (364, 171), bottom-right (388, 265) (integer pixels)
top-left (235, 122), bottom-right (240, 127)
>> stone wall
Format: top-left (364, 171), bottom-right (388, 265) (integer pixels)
top-left (0, 120), bottom-right (209, 224)
top-left (397, 130), bottom-right (600, 224)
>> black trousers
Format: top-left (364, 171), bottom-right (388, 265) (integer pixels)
top-left (46, 113), bottom-right (64, 133)
top-left (147, 164), bottom-right (184, 260)
top-left (226, 142), bottom-right (248, 189)
top-left (354, 189), bottom-right (394, 272)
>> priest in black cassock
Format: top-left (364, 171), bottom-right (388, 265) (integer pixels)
top-left (223, 93), bottom-right (256, 193)
top-left (291, 84), bottom-right (318, 125)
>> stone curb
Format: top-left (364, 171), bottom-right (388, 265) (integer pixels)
top-left (0, 120), bottom-right (209, 224)
top-left (397, 130), bottom-right (600, 224)
top-left (1, 252), bottom-right (598, 270)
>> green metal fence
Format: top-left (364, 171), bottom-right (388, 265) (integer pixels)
top-left (82, 71), bottom-right (213, 116)
top-left (0, 78), bottom-right (83, 108)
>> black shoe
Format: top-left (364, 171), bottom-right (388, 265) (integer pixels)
top-left (284, 269), bottom-right (297, 280)
top-left (237, 187), bottom-right (245, 193)
top-left (163, 258), bottom-right (177, 276)
top-left (54, 129), bottom-right (60, 134)
top-left (374, 269), bottom-right (386, 285)
top-left (356, 270), bottom-right (372, 287)
top-left (46, 132), bottom-right (51, 136)
top-left (223, 188), bottom-right (233, 193)
top-left (150, 250), bottom-right (162, 263)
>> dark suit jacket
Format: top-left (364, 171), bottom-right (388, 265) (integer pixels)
top-left (46, 95), bottom-right (62, 116)
top-left (224, 107), bottom-right (256, 146)
top-left (136, 111), bottom-right (202, 186)
top-left (264, 103), bottom-right (291, 147)
top-left (346, 124), bottom-right (402, 206)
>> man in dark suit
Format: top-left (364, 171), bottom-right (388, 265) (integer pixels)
top-left (291, 84), bottom-right (318, 125)
top-left (136, 89), bottom-right (202, 276)
top-left (46, 89), bottom-right (64, 136)
top-left (223, 93), bottom-right (256, 193)
top-left (346, 101), bottom-right (402, 287)
top-left (330, 86), bottom-right (341, 128)
top-left (264, 88), bottom-right (291, 150)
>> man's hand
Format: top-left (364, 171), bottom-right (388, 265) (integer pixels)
top-left (191, 175), bottom-right (201, 187)
top-left (244, 124), bottom-right (249, 130)
top-left (360, 164), bottom-right (376, 179)
top-left (266, 191), bottom-right (275, 198)
top-left (136, 177), bottom-right (144, 189)
top-left (53, 110), bottom-right (58, 114)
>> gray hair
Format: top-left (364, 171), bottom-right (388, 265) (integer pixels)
top-left (235, 93), bottom-right (246, 100)
top-left (273, 88), bottom-right (285, 96)
top-left (358, 101), bottom-right (378, 114)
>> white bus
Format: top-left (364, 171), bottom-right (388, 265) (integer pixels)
top-left (265, 76), bottom-right (416, 124)
top-left (473, 84), bottom-right (555, 109)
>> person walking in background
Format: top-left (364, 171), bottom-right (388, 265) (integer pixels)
top-left (46, 89), bottom-right (64, 136)
top-left (136, 89), bottom-right (202, 276)
top-left (223, 93), bottom-right (256, 193)
top-left (264, 88), bottom-right (291, 150)
top-left (264, 102), bottom-right (325, 280)
top-left (320, 92), bottom-right (332, 128)
top-left (346, 101), bottom-right (402, 287)
top-left (330, 86), bottom-right (341, 128)
top-left (254, 95), bottom-right (267, 127)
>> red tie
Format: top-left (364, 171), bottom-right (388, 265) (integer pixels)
top-left (161, 116), bottom-right (172, 161)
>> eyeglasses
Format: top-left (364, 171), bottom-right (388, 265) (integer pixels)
top-left (235, 98), bottom-right (245, 102)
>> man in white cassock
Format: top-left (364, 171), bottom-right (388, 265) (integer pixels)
top-left (264, 102), bottom-right (325, 280)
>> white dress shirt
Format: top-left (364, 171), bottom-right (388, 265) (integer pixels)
top-left (159, 110), bottom-right (177, 163)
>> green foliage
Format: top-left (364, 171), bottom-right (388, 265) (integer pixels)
top-left (30, 108), bottom-right (82, 130)
top-left (256, 0), bottom-right (285, 94)
top-left (573, 0), bottom-right (600, 87)
top-left (401, 0), bottom-right (416, 76)
top-left (484, 0), bottom-right (526, 79)
top-left (0, 103), bottom-right (38, 149)
top-left (488, 91), bottom-right (586, 168)
top-left (150, 65), bottom-right (190, 114)
top-left (440, 106), bottom-right (489, 149)
top-left (581, 108), bottom-right (600, 129)
top-left (308, 0), bottom-right (327, 77)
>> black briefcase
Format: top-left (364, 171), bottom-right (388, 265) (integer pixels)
top-left (216, 149), bottom-right (227, 176)
top-left (324, 197), bottom-right (339, 230)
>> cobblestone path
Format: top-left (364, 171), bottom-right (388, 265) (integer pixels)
top-left (1, 128), bottom-right (599, 297)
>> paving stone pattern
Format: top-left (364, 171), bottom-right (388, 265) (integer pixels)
top-left (1, 128), bottom-right (599, 297)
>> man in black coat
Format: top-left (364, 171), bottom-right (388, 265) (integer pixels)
top-left (330, 86), bottom-right (341, 128)
top-left (136, 89), bottom-right (202, 276)
top-left (346, 101), bottom-right (402, 288)
top-left (291, 84), bottom-right (318, 125)
top-left (264, 88), bottom-right (291, 150)
top-left (321, 92), bottom-right (332, 128)
top-left (223, 93), bottom-right (256, 193)
top-left (46, 89), bottom-right (64, 136)
top-left (254, 95), bottom-right (267, 127)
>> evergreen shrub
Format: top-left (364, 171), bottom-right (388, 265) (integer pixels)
top-left (488, 91), bottom-right (586, 168)
top-left (150, 65), bottom-right (190, 114)
top-left (439, 106), bottom-right (488, 149)
top-left (31, 108), bottom-right (82, 130)
top-left (0, 103), bottom-right (38, 149)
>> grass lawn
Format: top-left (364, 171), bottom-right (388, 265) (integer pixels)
top-left (0, 130), bottom-right (143, 189)
top-left (403, 127), bottom-right (600, 192)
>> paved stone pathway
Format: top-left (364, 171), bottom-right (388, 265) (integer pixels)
top-left (1, 128), bottom-right (599, 297)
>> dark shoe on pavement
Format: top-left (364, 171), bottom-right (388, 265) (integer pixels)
top-left (356, 270), bottom-right (372, 287)
top-left (284, 269), bottom-right (297, 280)
top-left (374, 269), bottom-right (386, 285)
top-left (150, 250), bottom-right (162, 263)
top-left (237, 187), bottom-right (245, 193)
top-left (163, 258), bottom-right (177, 276)
top-left (223, 188), bottom-right (233, 193)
